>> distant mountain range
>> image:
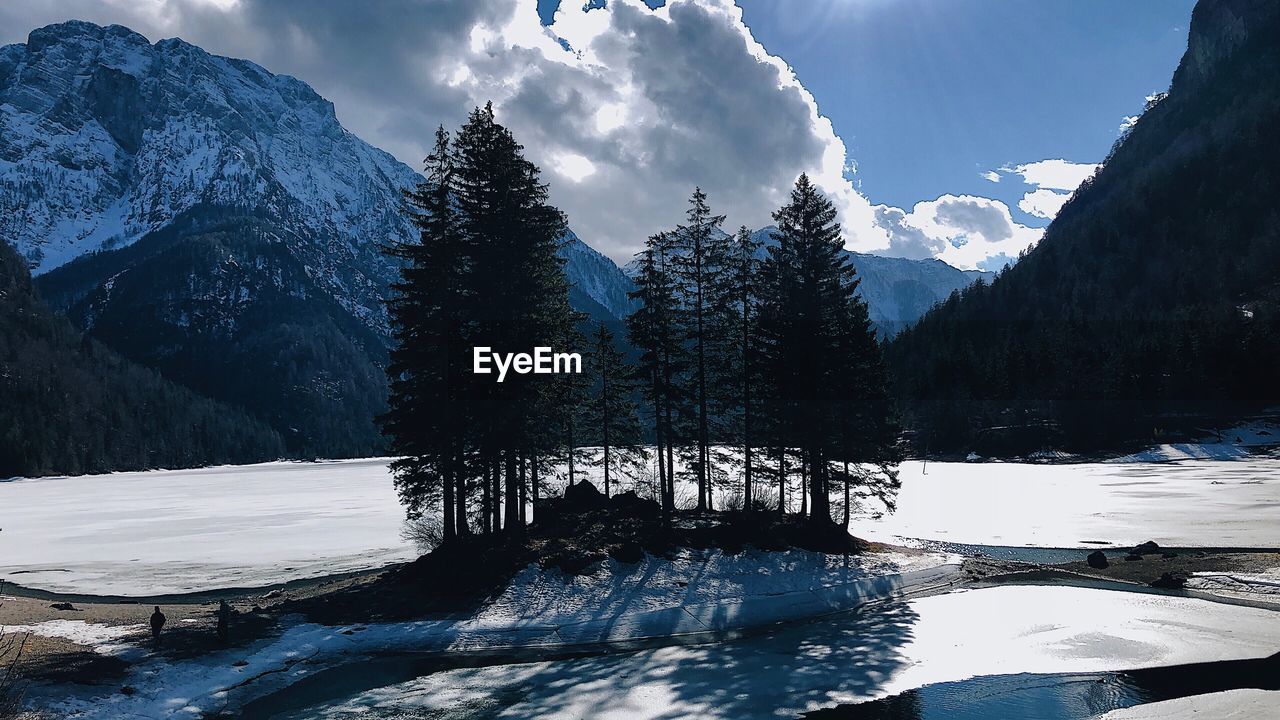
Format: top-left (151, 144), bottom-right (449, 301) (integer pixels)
top-left (1, 20), bottom-right (991, 461)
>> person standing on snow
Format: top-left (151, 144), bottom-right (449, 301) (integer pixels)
top-left (150, 606), bottom-right (166, 649)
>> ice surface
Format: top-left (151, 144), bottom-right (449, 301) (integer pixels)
top-left (859, 458), bottom-right (1280, 548)
top-left (1099, 689), bottom-right (1280, 719)
top-left (265, 585), bottom-right (1280, 720)
top-left (3, 456), bottom-right (1278, 595)
top-left (0, 459), bottom-right (415, 595)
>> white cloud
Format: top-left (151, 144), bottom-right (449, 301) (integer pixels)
top-left (1003, 158), bottom-right (1098, 191)
top-left (981, 170), bottom-right (1001, 183)
top-left (0, 0), bottom-right (1035, 270)
top-left (1017, 188), bottom-right (1071, 219)
top-left (549, 152), bottom-right (597, 182)
top-left (879, 195), bottom-right (1042, 271)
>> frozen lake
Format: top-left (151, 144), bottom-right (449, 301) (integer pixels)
top-left (1, 457), bottom-right (1277, 595)
top-left (246, 585), bottom-right (1280, 720)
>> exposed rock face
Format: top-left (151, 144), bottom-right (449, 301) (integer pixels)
top-left (1087, 550), bottom-right (1109, 569)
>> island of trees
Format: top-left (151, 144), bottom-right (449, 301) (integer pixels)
top-left (381, 104), bottom-right (902, 548)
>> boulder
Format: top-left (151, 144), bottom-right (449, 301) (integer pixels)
top-left (562, 481), bottom-right (610, 513)
top-left (609, 490), bottom-right (660, 519)
top-left (49, 601), bottom-right (77, 611)
top-left (1150, 571), bottom-right (1189, 589)
top-left (1130, 540), bottom-right (1161, 556)
top-left (1086, 550), bottom-right (1109, 569)
top-left (1124, 553), bottom-right (1143, 562)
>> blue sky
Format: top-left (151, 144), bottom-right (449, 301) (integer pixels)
top-left (544, 0), bottom-right (1195, 230)
top-left (4, 0), bottom-right (1199, 267)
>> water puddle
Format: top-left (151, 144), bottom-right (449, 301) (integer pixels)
top-left (809, 652), bottom-right (1280, 719)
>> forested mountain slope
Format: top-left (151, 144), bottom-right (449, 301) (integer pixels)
top-left (886, 0), bottom-right (1280, 454)
top-left (0, 239), bottom-right (283, 477)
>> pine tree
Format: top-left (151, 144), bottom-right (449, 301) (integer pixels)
top-left (667, 188), bottom-right (728, 511)
top-left (715, 226), bottom-right (764, 510)
top-left (758, 174), bottom-right (900, 524)
top-left (451, 103), bottom-right (575, 535)
top-left (383, 105), bottom-right (578, 541)
top-left (381, 126), bottom-right (470, 541)
top-left (584, 322), bottom-right (646, 496)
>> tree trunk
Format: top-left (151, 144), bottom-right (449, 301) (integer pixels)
top-left (518, 451), bottom-right (528, 526)
top-left (504, 449), bottom-right (519, 534)
top-left (777, 448), bottom-right (787, 515)
top-left (602, 366), bottom-right (612, 497)
top-left (442, 461), bottom-right (456, 543)
top-left (454, 448), bottom-right (467, 534)
top-left (491, 455), bottom-right (502, 533)
top-left (567, 420), bottom-right (576, 487)
top-left (842, 460), bottom-right (851, 530)
top-left (695, 243), bottom-right (708, 511)
top-left (482, 460), bottom-right (492, 534)
top-left (800, 451), bottom-right (809, 517)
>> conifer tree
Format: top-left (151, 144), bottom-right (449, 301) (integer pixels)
top-left (627, 234), bottom-right (685, 515)
top-left (383, 105), bottom-right (578, 541)
top-left (382, 126), bottom-right (470, 541)
top-left (715, 226), bottom-right (764, 510)
top-left (668, 188), bottom-right (728, 510)
top-left (758, 174), bottom-right (900, 524)
top-left (584, 322), bottom-right (646, 496)
top-left (451, 103), bottom-right (575, 534)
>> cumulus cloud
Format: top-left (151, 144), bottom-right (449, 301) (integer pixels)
top-left (877, 195), bottom-right (1041, 271)
top-left (980, 158), bottom-right (1099, 225)
top-left (1017, 188), bottom-right (1071, 219)
top-left (1002, 158), bottom-right (1098, 191)
top-left (981, 170), bottom-right (1001, 183)
top-left (1, 0), bottom-right (1036, 269)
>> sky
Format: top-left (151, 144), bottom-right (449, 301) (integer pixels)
top-left (0, 0), bottom-right (1196, 269)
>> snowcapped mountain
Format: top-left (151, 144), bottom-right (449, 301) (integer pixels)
top-left (0, 21), bottom-right (634, 455)
top-left (1, 21), bottom-right (422, 332)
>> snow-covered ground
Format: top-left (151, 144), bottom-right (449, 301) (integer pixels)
top-left (861, 458), bottom-right (1280, 548)
top-left (1099, 689), bottom-right (1280, 719)
top-left (3, 456), bottom-right (1278, 594)
top-left (0, 459), bottom-right (414, 595)
top-left (22, 548), bottom-right (958, 719)
top-left (259, 585), bottom-right (1280, 720)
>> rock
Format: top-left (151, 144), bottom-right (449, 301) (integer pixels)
top-left (120, 686), bottom-right (136, 696)
top-left (232, 660), bottom-right (249, 667)
top-left (1161, 551), bottom-right (1179, 559)
top-left (562, 481), bottom-right (610, 513)
top-left (263, 589), bottom-right (284, 600)
top-left (49, 601), bottom-right (77, 611)
top-left (609, 541), bottom-right (646, 564)
top-left (1086, 550), bottom-right (1109, 569)
top-left (609, 490), bottom-right (660, 519)
top-left (1130, 540), bottom-right (1161, 556)
top-left (1150, 571), bottom-right (1189, 589)
top-left (1124, 553), bottom-right (1143, 562)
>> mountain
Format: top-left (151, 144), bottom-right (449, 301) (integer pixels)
top-left (0, 233), bottom-right (283, 478)
top-left (622, 226), bottom-right (993, 337)
top-left (1, 21), bottom-right (636, 457)
top-left (885, 0), bottom-right (1280, 454)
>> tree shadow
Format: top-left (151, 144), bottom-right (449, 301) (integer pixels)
top-left (486, 598), bottom-right (923, 719)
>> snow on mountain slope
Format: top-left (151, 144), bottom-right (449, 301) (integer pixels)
top-left (0, 20), bottom-right (633, 336)
top-left (0, 21), bottom-right (419, 284)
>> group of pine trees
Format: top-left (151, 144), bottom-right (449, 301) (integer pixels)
top-left (628, 177), bottom-right (901, 525)
top-left (383, 106), bottom-right (902, 544)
